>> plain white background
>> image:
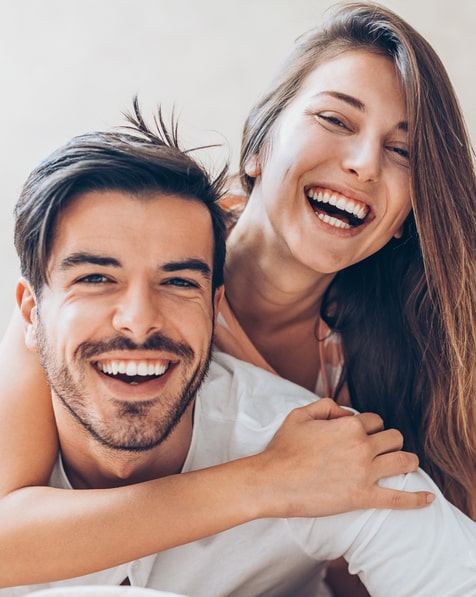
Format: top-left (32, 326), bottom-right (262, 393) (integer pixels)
top-left (1, 0), bottom-right (475, 335)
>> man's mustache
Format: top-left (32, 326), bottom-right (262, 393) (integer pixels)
top-left (76, 333), bottom-right (195, 361)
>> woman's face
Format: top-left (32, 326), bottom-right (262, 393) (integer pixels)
top-left (248, 49), bottom-right (412, 274)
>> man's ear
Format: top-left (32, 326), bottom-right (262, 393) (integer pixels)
top-left (16, 277), bottom-right (39, 351)
top-left (213, 285), bottom-right (225, 323)
top-left (244, 154), bottom-right (262, 178)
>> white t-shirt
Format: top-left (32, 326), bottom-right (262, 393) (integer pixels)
top-left (6, 352), bottom-right (476, 597)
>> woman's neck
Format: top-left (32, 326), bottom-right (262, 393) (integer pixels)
top-left (225, 203), bottom-right (334, 332)
top-left (224, 203), bottom-right (335, 390)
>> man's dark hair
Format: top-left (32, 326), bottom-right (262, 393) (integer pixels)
top-left (14, 98), bottom-right (228, 295)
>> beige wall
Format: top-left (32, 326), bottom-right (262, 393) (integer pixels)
top-left (1, 0), bottom-right (475, 335)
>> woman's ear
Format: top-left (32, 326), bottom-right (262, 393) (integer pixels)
top-left (213, 285), bottom-right (225, 323)
top-left (244, 154), bottom-right (262, 178)
top-left (16, 278), bottom-right (39, 351)
top-left (393, 226), bottom-right (404, 239)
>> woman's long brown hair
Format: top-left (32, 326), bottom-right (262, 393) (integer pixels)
top-left (241, 2), bottom-right (476, 517)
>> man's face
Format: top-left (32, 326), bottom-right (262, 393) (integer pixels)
top-left (22, 190), bottom-right (222, 452)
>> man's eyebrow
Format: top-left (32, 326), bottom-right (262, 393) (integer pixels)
top-left (58, 252), bottom-right (121, 270)
top-left (316, 90), bottom-right (408, 131)
top-left (162, 259), bottom-right (212, 279)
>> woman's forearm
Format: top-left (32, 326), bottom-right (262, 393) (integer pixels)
top-left (0, 459), bottom-right (264, 587)
top-left (0, 310), bottom-right (434, 587)
top-left (0, 400), bottom-right (435, 587)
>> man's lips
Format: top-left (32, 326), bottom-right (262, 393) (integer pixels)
top-left (94, 357), bottom-right (174, 385)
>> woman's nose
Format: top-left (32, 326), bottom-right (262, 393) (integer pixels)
top-left (342, 137), bottom-right (381, 183)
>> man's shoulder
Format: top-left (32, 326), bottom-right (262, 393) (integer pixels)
top-left (200, 351), bottom-right (318, 423)
top-left (186, 352), bottom-right (320, 469)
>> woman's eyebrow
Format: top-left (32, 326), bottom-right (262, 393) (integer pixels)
top-left (316, 90), bottom-right (365, 111)
top-left (315, 90), bottom-right (408, 131)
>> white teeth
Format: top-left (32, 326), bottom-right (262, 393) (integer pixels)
top-left (336, 197), bottom-right (347, 211)
top-left (126, 362), bottom-right (136, 376)
top-left (137, 362), bottom-right (148, 376)
top-left (317, 213), bottom-right (352, 229)
top-left (307, 190), bottom-right (368, 221)
top-left (97, 360), bottom-right (169, 377)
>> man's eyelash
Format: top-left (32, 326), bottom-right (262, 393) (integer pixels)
top-left (76, 273), bottom-right (110, 284)
top-left (165, 278), bottom-right (200, 288)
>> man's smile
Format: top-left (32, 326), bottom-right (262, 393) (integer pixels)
top-left (94, 357), bottom-right (174, 385)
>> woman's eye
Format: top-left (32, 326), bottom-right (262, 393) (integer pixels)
top-left (386, 145), bottom-right (410, 166)
top-left (388, 146), bottom-right (410, 160)
top-left (317, 114), bottom-right (349, 130)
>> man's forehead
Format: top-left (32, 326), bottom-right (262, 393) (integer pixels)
top-left (57, 188), bottom-right (208, 217)
top-left (50, 189), bottom-right (215, 269)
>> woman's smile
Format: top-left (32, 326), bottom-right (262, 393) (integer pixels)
top-left (239, 49), bottom-right (412, 275)
top-left (305, 186), bottom-right (370, 229)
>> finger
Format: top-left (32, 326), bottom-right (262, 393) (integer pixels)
top-left (368, 486), bottom-right (435, 510)
top-left (354, 412), bottom-right (384, 434)
top-left (368, 428), bottom-right (405, 455)
top-left (371, 450), bottom-right (420, 482)
top-left (299, 398), bottom-right (354, 421)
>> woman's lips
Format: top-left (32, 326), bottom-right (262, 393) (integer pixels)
top-left (305, 187), bottom-right (370, 228)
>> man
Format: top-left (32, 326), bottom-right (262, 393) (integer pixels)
top-left (3, 104), bottom-right (476, 596)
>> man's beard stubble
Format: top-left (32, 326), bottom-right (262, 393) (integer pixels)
top-left (36, 325), bottom-right (213, 453)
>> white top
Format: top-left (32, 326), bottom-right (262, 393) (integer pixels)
top-left (5, 352), bottom-right (476, 597)
top-left (28, 587), bottom-right (186, 597)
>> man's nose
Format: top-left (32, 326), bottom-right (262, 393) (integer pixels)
top-left (111, 284), bottom-right (164, 343)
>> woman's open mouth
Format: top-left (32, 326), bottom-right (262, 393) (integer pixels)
top-left (306, 187), bottom-right (370, 229)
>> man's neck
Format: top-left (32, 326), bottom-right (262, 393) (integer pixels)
top-left (55, 402), bottom-right (194, 489)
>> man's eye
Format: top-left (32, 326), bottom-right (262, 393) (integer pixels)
top-left (164, 278), bottom-right (198, 288)
top-left (77, 274), bottom-right (109, 284)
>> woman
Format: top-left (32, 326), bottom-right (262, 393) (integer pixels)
top-left (0, 1), bottom-right (475, 593)
top-left (224, 0), bottom-right (476, 518)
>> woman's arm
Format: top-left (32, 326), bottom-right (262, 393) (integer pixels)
top-left (0, 311), bottom-right (433, 587)
top-left (0, 309), bottom-right (58, 495)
